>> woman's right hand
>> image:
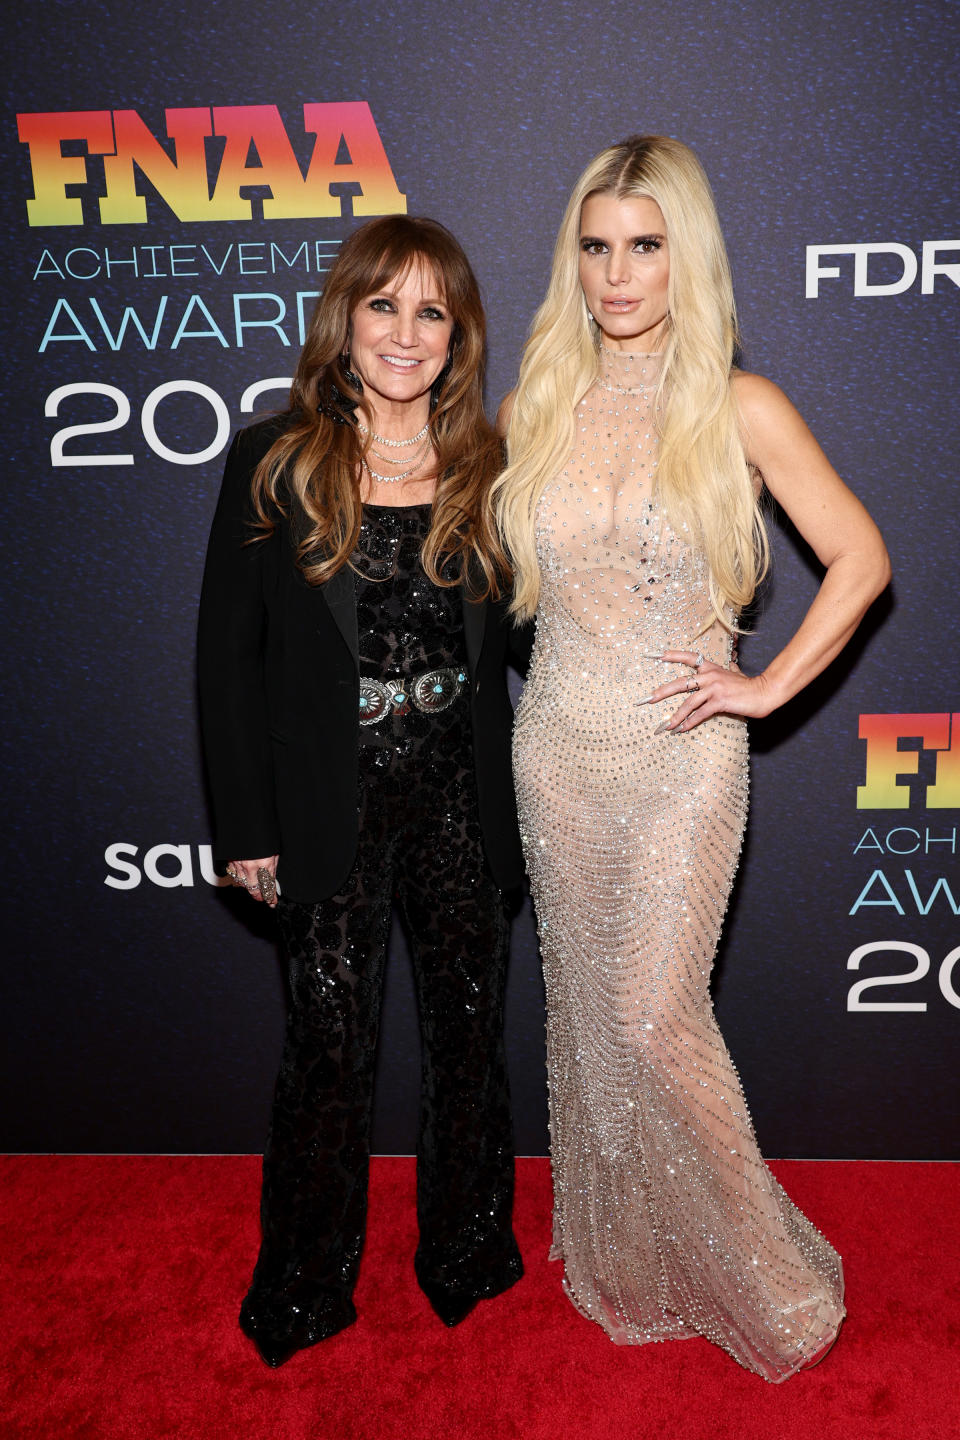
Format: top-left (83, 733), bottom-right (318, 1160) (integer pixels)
top-left (226, 856), bottom-right (279, 907)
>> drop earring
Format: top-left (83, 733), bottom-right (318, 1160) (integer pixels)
top-left (429, 354), bottom-right (453, 413)
top-left (340, 353), bottom-right (363, 394)
top-left (318, 354), bottom-right (362, 422)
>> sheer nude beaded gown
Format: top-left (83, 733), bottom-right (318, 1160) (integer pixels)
top-left (513, 347), bottom-right (845, 1382)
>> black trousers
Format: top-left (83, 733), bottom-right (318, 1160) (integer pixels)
top-left (240, 700), bottom-right (522, 1364)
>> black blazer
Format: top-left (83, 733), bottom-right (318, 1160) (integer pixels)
top-left (197, 416), bottom-right (528, 903)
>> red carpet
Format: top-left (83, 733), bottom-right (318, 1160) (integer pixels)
top-left (1, 1156), bottom-right (956, 1440)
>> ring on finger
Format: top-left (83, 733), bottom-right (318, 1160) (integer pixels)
top-left (687, 677), bottom-right (700, 692)
top-left (694, 651), bottom-right (705, 669)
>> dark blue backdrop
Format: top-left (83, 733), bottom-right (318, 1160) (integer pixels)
top-left (2, 0), bottom-right (958, 1159)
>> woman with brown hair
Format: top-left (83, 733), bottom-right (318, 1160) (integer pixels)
top-left (198, 216), bottom-right (524, 1366)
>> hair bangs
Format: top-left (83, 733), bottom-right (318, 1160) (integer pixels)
top-left (246, 214), bottom-right (509, 602)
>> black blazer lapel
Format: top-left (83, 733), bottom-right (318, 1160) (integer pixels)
top-left (322, 565), bottom-right (359, 666)
top-left (461, 591), bottom-right (486, 678)
top-left (322, 568), bottom-right (485, 675)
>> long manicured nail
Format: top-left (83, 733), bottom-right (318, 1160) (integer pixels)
top-left (636, 693), bottom-right (659, 705)
top-left (653, 721), bottom-right (673, 735)
top-left (641, 653), bottom-right (665, 660)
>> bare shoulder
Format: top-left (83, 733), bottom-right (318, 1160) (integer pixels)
top-left (731, 370), bottom-right (817, 468)
top-left (731, 370), bottom-right (796, 425)
top-left (496, 389), bottom-right (516, 438)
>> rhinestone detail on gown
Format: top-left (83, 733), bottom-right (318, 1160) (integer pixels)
top-left (513, 348), bottom-right (845, 1381)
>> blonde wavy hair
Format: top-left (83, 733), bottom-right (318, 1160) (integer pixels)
top-left (493, 134), bottom-right (767, 626)
top-left (251, 216), bottom-right (508, 598)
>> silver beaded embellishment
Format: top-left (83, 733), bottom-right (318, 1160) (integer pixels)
top-left (513, 346), bottom-right (845, 1381)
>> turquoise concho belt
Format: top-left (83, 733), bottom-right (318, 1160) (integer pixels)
top-left (358, 666), bottom-right (469, 725)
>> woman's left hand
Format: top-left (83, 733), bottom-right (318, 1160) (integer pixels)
top-left (225, 855), bottom-right (279, 906)
top-left (642, 650), bottom-right (778, 733)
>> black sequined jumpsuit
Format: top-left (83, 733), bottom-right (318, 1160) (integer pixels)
top-left (240, 504), bottom-right (522, 1364)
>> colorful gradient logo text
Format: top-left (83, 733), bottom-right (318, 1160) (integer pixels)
top-left (17, 103), bottom-right (406, 226)
top-left (857, 713), bottom-right (960, 809)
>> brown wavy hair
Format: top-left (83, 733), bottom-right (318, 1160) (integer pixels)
top-left (250, 215), bottom-right (509, 598)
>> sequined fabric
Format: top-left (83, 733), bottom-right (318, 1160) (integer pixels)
top-left (513, 349), bottom-right (845, 1382)
top-left (241, 504), bottom-right (522, 1365)
top-left (354, 502), bottom-right (463, 678)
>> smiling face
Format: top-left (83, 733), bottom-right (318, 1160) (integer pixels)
top-left (578, 192), bottom-right (671, 352)
top-left (348, 261), bottom-right (455, 426)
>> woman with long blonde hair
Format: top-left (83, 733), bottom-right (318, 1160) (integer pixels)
top-left (199, 216), bottom-right (524, 1366)
top-left (494, 136), bottom-right (889, 1381)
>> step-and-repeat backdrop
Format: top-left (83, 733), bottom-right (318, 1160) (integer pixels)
top-left (2, 0), bottom-right (957, 1158)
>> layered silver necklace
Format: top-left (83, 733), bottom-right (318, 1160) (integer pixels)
top-left (357, 420), bottom-right (432, 484)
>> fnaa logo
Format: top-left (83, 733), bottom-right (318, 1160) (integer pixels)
top-left (17, 103), bottom-right (406, 226)
top-left (858, 713), bottom-right (960, 809)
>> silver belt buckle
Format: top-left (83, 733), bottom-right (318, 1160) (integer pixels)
top-left (358, 667), bottom-right (467, 725)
